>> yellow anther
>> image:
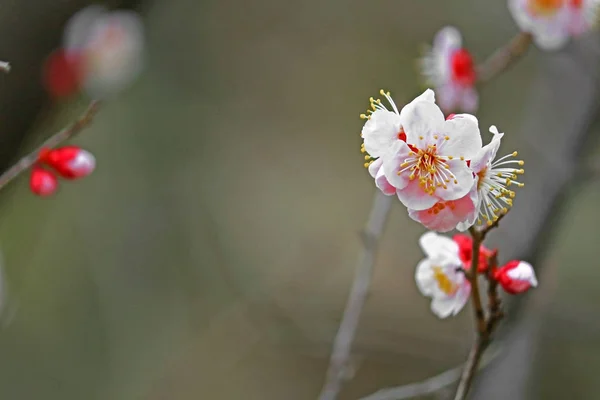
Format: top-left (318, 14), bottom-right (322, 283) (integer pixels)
top-left (434, 135), bottom-right (439, 140)
top-left (360, 114), bottom-right (367, 119)
top-left (400, 162), bottom-right (409, 168)
top-left (363, 163), bottom-right (370, 168)
top-left (444, 136), bottom-right (450, 140)
top-left (487, 220), bottom-right (493, 226)
top-left (460, 156), bottom-right (465, 160)
top-left (453, 179), bottom-right (458, 184)
top-left (518, 183), bottom-right (525, 187)
top-left (364, 155), bottom-right (371, 160)
top-left (518, 160), bottom-right (524, 165)
top-left (419, 136), bottom-right (424, 140)
top-left (360, 147), bottom-right (366, 153)
top-left (512, 151), bottom-right (518, 156)
top-left (379, 89), bottom-right (386, 95)
top-left (448, 156), bottom-right (453, 160)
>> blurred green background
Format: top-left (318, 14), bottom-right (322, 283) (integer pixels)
top-left (0, 0), bottom-right (598, 399)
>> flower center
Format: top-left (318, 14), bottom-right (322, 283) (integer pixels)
top-left (433, 267), bottom-right (458, 295)
top-left (450, 49), bottom-right (476, 87)
top-left (476, 167), bottom-right (488, 190)
top-left (398, 144), bottom-right (457, 196)
top-left (527, 0), bottom-right (564, 16)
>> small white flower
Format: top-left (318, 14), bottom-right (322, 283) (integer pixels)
top-left (509, 0), bottom-right (600, 50)
top-left (415, 232), bottom-right (471, 318)
top-left (459, 126), bottom-right (524, 229)
top-left (420, 26), bottom-right (478, 113)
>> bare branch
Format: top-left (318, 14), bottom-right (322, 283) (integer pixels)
top-left (0, 100), bottom-right (101, 191)
top-left (359, 345), bottom-right (501, 400)
top-left (476, 33), bottom-right (533, 84)
top-left (317, 191), bottom-right (393, 400)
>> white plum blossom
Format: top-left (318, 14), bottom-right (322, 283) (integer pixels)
top-left (457, 126), bottom-right (524, 230)
top-left (361, 89), bottom-right (437, 195)
top-left (63, 6), bottom-right (145, 99)
top-left (415, 232), bottom-right (471, 318)
top-left (494, 260), bottom-right (538, 294)
top-left (420, 26), bottom-right (478, 113)
top-left (381, 93), bottom-right (481, 211)
top-left (509, 0), bottom-right (600, 50)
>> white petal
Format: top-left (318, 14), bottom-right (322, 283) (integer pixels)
top-left (382, 141), bottom-right (413, 190)
top-left (533, 29), bottom-right (570, 50)
top-left (362, 110), bottom-right (403, 158)
top-left (396, 180), bottom-right (439, 210)
top-left (415, 258), bottom-right (436, 296)
top-left (436, 84), bottom-right (460, 114)
top-left (430, 297), bottom-right (456, 318)
top-left (367, 158), bottom-right (383, 178)
top-left (433, 26), bottom-right (462, 53)
top-left (400, 95), bottom-right (445, 143)
top-left (439, 114), bottom-right (482, 159)
top-left (507, 261), bottom-right (538, 287)
top-left (469, 126), bottom-right (504, 173)
top-left (375, 167), bottom-right (397, 196)
top-left (419, 231), bottom-right (460, 261)
top-left (508, 0), bottom-right (536, 32)
top-left (436, 159), bottom-right (476, 202)
top-left (452, 283), bottom-right (471, 315)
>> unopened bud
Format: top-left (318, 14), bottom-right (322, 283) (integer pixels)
top-left (30, 166), bottom-right (58, 196)
top-left (42, 146), bottom-right (96, 179)
top-left (494, 260), bottom-right (538, 294)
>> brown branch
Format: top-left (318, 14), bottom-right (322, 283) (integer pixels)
top-left (476, 32), bottom-right (533, 84)
top-left (485, 251), bottom-right (503, 334)
top-left (0, 100), bottom-right (101, 191)
top-left (454, 214), bottom-right (508, 400)
top-left (359, 344), bottom-right (501, 400)
top-left (317, 191), bottom-right (393, 400)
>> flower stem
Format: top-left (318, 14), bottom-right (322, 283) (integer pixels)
top-left (454, 216), bottom-right (507, 400)
top-left (0, 100), bottom-right (101, 191)
top-left (476, 32), bottom-right (533, 84)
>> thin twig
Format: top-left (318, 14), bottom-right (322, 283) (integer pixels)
top-left (0, 100), bottom-right (101, 191)
top-left (454, 214), bottom-right (507, 400)
top-left (359, 344), bottom-right (501, 400)
top-left (476, 32), bottom-right (533, 84)
top-left (485, 251), bottom-right (503, 334)
top-left (317, 191), bottom-right (393, 400)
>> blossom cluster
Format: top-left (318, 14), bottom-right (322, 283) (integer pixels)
top-left (416, 232), bottom-right (537, 318)
top-left (361, 89), bottom-right (524, 233)
top-left (30, 146), bottom-right (95, 197)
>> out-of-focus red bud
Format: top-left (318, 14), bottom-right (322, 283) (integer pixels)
top-left (42, 49), bottom-right (83, 98)
top-left (42, 146), bottom-right (96, 179)
top-left (30, 166), bottom-right (58, 196)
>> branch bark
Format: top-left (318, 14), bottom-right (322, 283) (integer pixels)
top-left (0, 100), bottom-right (100, 191)
top-left (317, 191), bottom-right (393, 400)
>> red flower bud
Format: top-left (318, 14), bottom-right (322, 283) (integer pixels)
top-left (29, 166), bottom-right (58, 196)
top-left (494, 260), bottom-right (538, 294)
top-left (42, 146), bottom-right (96, 179)
top-left (452, 234), bottom-right (494, 272)
top-left (42, 49), bottom-right (83, 98)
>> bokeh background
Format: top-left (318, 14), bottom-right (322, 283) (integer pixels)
top-left (0, 0), bottom-right (598, 399)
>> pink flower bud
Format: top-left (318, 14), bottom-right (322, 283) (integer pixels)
top-left (29, 166), bottom-right (58, 196)
top-left (453, 234), bottom-right (494, 273)
top-left (42, 146), bottom-right (96, 179)
top-left (494, 260), bottom-right (538, 294)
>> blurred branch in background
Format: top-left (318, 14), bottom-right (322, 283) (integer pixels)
top-left (476, 33), bottom-right (532, 83)
top-left (317, 191), bottom-right (392, 400)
